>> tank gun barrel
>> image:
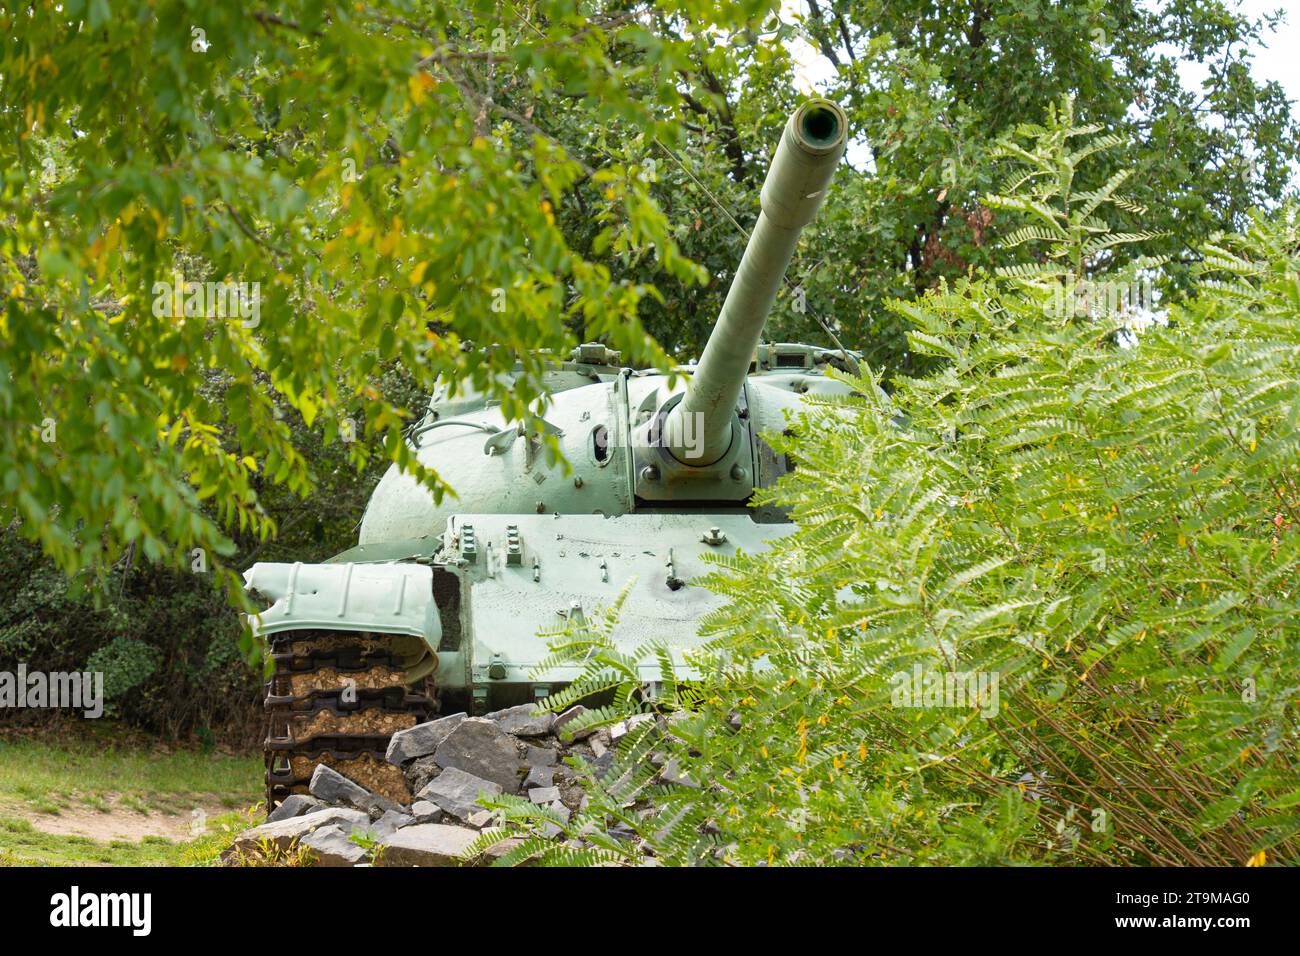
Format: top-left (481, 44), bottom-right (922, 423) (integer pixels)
top-left (665, 99), bottom-right (847, 466)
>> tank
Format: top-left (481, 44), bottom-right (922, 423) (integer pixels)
top-left (244, 99), bottom-right (854, 806)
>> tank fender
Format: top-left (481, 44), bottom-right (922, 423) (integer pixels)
top-left (243, 561), bottom-right (441, 651)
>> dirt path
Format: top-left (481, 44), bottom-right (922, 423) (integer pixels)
top-left (2, 796), bottom-right (236, 843)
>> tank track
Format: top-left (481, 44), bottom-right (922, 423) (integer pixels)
top-left (263, 630), bottom-right (434, 809)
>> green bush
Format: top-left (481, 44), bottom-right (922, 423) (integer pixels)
top-left (0, 531), bottom-right (263, 744)
top-left (504, 108), bottom-right (1299, 867)
top-left (84, 636), bottom-right (160, 699)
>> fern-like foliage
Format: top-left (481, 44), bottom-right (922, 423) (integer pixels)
top-left (677, 204), bottom-right (1300, 866)
top-left (486, 109), bottom-right (1300, 868)
top-left (984, 94), bottom-right (1162, 282)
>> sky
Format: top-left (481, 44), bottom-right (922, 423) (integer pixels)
top-left (1223, 0), bottom-right (1299, 98)
top-left (784, 0), bottom-right (1300, 113)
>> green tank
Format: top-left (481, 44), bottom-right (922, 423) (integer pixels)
top-left (245, 99), bottom-right (853, 806)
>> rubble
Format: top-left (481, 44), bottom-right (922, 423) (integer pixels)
top-left (523, 766), bottom-right (555, 789)
top-left (433, 718), bottom-right (523, 791)
top-left (369, 809), bottom-right (415, 839)
top-left (230, 706), bottom-right (697, 867)
top-left (487, 703), bottom-right (555, 737)
top-left (552, 704), bottom-right (597, 742)
top-left (227, 807), bottom-right (370, 857)
top-left (300, 825), bottom-right (369, 866)
top-left (265, 793), bottom-right (323, 823)
top-left (377, 824), bottom-right (479, 867)
top-left (405, 755), bottom-right (443, 795)
top-left (309, 764), bottom-right (399, 815)
top-left (522, 744), bottom-right (558, 767)
top-left (385, 713), bottom-right (466, 765)
top-left (417, 766), bottom-right (503, 822)
top-left (409, 800), bottom-right (444, 824)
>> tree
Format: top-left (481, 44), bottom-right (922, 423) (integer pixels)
top-left (0, 0), bottom-right (767, 617)
top-left (601, 0), bottom-right (1300, 370)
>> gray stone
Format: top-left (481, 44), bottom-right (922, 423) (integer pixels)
top-left (584, 750), bottom-right (615, 779)
top-left (377, 824), bottom-right (479, 867)
top-left (309, 764), bottom-right (399, 814)
top-left (405, 756), bottom-right (442, 795)
top-left (547, 801), bottom-right (571, 824)
top-left (522, 745), bottom-right (558, 768)
top-left (523, 766), bottom-right (555, 789)
top-left (557, 780), bottom-right (587, 812)
top-left (433, 718), bottom-right (523, 791)
top-left (553, 705), bottom-right (596, 742)
top-left (232, 807), bottom-right (369, 855)
top-left (466, 809), bottom-right (495, 829)
top-left (486, 703), bottom-right (555, 737)
top-left (409, 800), bottom-right (444, 824)
top-left (608, 823), bottom-right (636, 843)
top-left (386, 713), bottom-right (466, 765)
top-left (609, 715), bottom-right (653, 742)
top-left (265, 794), bottom-right (322, 823)
top-left (371, 809), bottom-right (415, 839)
top-left (478, 829), bottom-right (525, 863)
top-left (659, 759), bottom-right (699, 788)
top-left (529, 786), bottom-right (561, 804)
top-left (417, 766), bottom-right (503, 822)
top-left (590, 736), bottom-right (608, 759)
top-left (300, 824), bottom-right (367, 867)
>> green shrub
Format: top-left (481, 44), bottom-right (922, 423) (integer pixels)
top-left (516, 106), bottom-right (1299, 866)
top-left (0, 531), bottom-right (262, 744)
top-left (85, 636), bottom-right (160, 700)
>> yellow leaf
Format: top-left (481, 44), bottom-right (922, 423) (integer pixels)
top-left (1247, 850), bottom-right (1266, 867)
top-left (376, 217), bottom-right (403, 257)
top-left (408, 74), bottom-right (427, 105)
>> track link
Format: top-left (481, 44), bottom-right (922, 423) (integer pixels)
top-left (263, 629), bottom-right (434, 809)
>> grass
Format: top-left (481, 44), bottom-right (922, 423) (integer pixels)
top-left (0, 809), bottom-right (264, 866)
top-left (0, 725), bottom-right (260, 815)
top-left (0, 724), bottom-right (264, 866)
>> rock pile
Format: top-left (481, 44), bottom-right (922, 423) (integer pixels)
top-left (226, 704), bottom-right (663, 867)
